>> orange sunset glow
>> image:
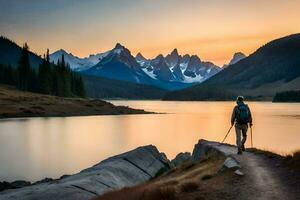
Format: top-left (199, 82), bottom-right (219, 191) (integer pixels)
top-left (1, 0), bottom-right (300, 65)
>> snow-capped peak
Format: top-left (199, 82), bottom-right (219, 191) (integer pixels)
top-left (165, 48), bottom-right (180, 67)
top-left (170, 48), bottom-right (179, 56)
top-left (112, 43), bottom-right (126, 55)
top-left (115, 43), bottom-right (124, 49)
top-left (49, 49), bottom-right (109, 71)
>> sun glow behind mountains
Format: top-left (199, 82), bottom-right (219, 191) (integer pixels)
top-left (1, 0), bottom-right (300, 65)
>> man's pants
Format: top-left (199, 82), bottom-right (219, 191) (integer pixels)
top-left (235, 124), bottom-right (248, 149)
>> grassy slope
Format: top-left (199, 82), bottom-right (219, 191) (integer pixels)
top-left (0, 84), bottom-right (152, 118)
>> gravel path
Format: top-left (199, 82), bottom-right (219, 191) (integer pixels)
top-left (217, 143), bottom-right (298, 200)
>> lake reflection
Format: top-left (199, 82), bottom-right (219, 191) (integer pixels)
top-left (0, 101), bottom-right (299, 182)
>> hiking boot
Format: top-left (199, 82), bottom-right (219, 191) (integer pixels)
top-left (237, 149), bottom-right (243, 155)
top-left (241, 145), bottom-right (246, 151)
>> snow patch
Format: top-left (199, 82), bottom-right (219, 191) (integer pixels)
top-left (142, 68), bottom-right (157, 80)
top-left (179, 62), bottom-right (188, 71)
top-left (183, 73), bottom-right (204, 83)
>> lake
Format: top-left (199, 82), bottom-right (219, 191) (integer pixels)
top-left (0, 101), bottom-right (299, 182)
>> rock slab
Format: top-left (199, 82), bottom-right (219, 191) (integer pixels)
top-left (171, 152), bottom-right (191, 167)
top-left (192, 139), bottom-right (243, 174)
top-left (0, 145), bottom-right (170, 200)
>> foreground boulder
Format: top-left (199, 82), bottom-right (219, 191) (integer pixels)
top-left (0, 145), bottom-right (170, 200)
top-left (171, 152), bottom-right (191, 167)
top-left (192, 139), bottom-right (242, 175)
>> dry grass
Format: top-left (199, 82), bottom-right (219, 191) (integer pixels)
top-left (248, 148), bottom-right (300, 171)
top-left (180, 181), bottom-right (198, 193)
top-left (95, 184), bottom-right (178, 200)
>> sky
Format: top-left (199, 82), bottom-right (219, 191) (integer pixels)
top-left (0, 0), bottom-right (300, 66)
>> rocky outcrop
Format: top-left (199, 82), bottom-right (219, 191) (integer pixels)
top-left (0, 181), bottom-right (31, 192)
top-left (171, 152), bottom-right (191, 167)
top-left (0, 145), bottom-right (170, 200)
top-left (192, 139), bottom-right (243, 175)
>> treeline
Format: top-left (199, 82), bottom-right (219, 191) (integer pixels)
top-left (273, 90), bottom-right (300, 102)
top-left (0, 43), bottom-right (85, 97)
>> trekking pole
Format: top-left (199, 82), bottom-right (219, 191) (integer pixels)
top-left (250, 126), bottom-right (253, 148)
top-left (221, 125), bottom-right (233, 143)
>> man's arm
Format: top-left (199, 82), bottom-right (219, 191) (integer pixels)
top-left (231, 106), bottom-right (236, 126)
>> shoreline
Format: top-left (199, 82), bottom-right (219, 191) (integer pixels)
top-left (0, 110), bottom-right (156, 120)
top-left (0, 85), bottom-right (155, 119)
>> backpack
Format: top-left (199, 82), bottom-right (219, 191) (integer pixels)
top-left (237, 104), bottom-right (249, 124)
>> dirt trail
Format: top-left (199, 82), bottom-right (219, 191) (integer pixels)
top-left (221, 145), bottom-right (296, 200)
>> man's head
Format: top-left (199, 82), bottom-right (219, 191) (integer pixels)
top-left (236, 96), bottom-right (244, 104)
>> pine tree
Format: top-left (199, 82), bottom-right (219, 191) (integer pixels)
top-left (63, 63), bottom-right (72, 97)
top-left (77, 76), bottom-right (86, 97)
top-left (0, 63), bottom-right (17, 86)
top-left (5, 64), bottom-right (15, 85)
top-left (38, 49), bottom-right (52, 94)
top-left (58, 54), bottom-right (72, 97)
top-left (17, 43), bottom-right (31, 91)
top-left (1, 43), bottom-right (86, 98)
top-left (70, 73), bottom-right (86, 98)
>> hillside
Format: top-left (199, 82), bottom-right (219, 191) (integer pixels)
top-left (273, 90), bottom-right (300, 102)
top-left (83, 75), bottom-right (167, 99)
top-left (0, 36), bottom-right (42, 69)
top-left (0, 85), bottom-right (151, 119)
top-left (164, 34), bottom-right (300, 100)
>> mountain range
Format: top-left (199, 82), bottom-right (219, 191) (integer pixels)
top-left (0, 36), bottom-right (167, 99)
top-left (164, 33), bottom-right (300, 100)
top-left (2, 33), bottom-right (299, 100)
top-left (50, 44), bottom-right (222, 90)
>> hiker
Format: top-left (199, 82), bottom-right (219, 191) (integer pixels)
top-left (231, 96), bottom-right (253, 154)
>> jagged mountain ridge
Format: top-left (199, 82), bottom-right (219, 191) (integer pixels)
top-left (83, 43), bottom-right (153, 85)
top-left (49, 49), bottom-right (110, 71)
top-left (50, 45), bottom-right (222, 90)
top-left (136, 49), bottom-right (221, 84)
top-left (163, 33), bottom-right (300, 100)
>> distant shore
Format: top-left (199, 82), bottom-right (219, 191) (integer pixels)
top-left (0, 85), bottom-right (154, 119)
